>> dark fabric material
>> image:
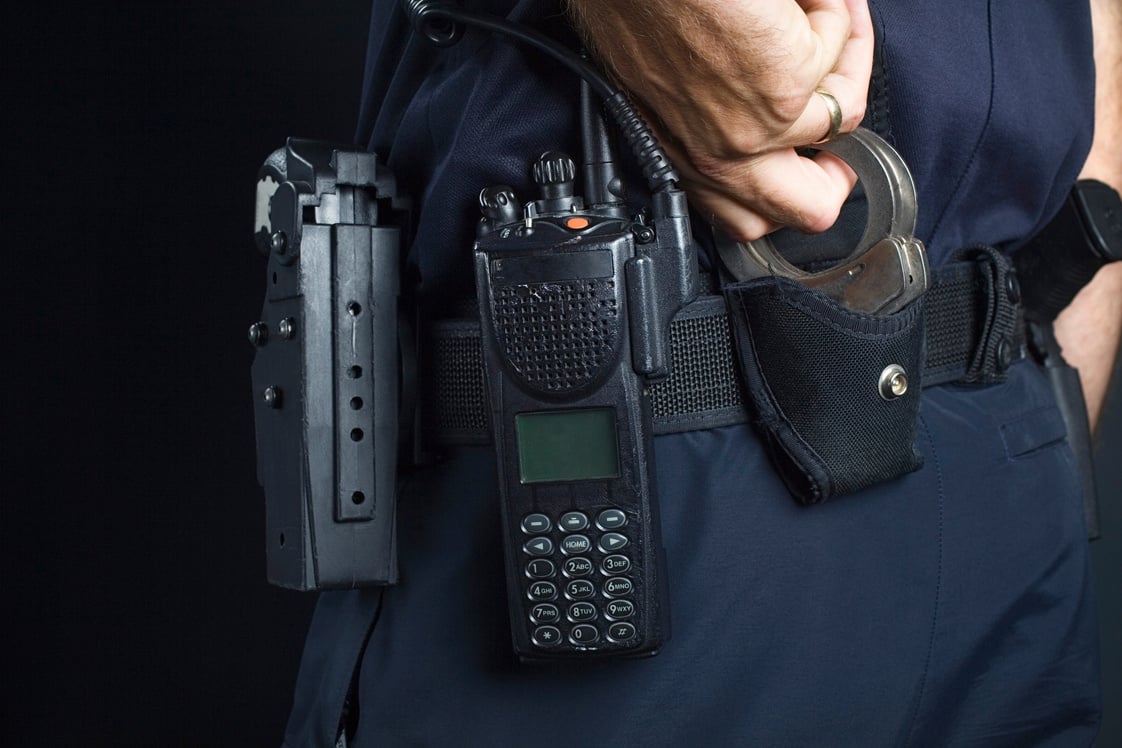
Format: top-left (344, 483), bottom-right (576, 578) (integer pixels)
top-left (283, 590), bottom-right (382, 748)
top-left (289, 366), bottom-right (1100, 747)
top-left (284, 1), bottom-right (1101, 745)
top-left (353, 0), bottom-right (587, 313)
top-left (723, 276), bottom-right (925, 503)
top-left (876, 2), bottom-right (1093, 258)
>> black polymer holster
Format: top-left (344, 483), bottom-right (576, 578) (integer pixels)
top-left (250, 139), bottom-right (411, 590)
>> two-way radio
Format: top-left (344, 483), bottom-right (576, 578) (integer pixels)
top-left (402, 2), bottom-right (700, 659)
top-left (473, 141), bottom-right (695, 659)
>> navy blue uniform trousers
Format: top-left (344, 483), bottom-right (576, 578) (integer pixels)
top-left (283, 1), bottom-right (1103, 745)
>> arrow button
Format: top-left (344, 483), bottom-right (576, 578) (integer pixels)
top-left (522, 537), bottom-right (554, 557)
top-left (598, 533), bottom-right (629, 552)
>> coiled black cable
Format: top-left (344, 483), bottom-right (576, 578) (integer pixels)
top-left (402, 0), bottom-right (679, 193)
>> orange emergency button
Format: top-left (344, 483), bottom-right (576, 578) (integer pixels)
top-left (564, 216), bottom-right (590, 230)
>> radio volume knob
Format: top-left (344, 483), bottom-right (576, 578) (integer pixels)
top-left (533, 151), bottom-right (577, 203)
top-left (529, 151), bottom-right (578, 213)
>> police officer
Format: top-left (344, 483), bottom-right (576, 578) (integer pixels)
top-left (282, 1), bottom-right (1118, 744)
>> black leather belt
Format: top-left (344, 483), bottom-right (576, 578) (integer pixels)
top-left (424, 247), bottom-right (1024, 443)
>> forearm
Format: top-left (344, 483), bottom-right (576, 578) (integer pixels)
top-left (1054, 0), bottom-right (1122, 434)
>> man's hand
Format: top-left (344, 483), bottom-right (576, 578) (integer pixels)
top-left (1054, 0), bottom-right (1122, 434)
top-left (566, 0), bottom-right (874, 240)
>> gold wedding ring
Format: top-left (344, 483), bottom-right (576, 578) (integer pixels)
top-left (812, 87), bottom-right (843, 144)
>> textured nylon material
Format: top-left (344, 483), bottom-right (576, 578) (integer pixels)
top-left (648, 306), bottom-right (743, 420)
top-left (726, 277), bottom-right (924, 501)
top-left (425, 255), bottom-right (1023, 442)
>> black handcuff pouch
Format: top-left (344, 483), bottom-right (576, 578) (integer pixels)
top-left (723, 276), bottom-right (925, 504)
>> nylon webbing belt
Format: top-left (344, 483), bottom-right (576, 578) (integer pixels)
top-left (424, 250), bottom-right (1025, 443)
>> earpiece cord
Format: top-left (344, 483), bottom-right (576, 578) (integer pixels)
top-left (402, 0), bottom-right (679, 194)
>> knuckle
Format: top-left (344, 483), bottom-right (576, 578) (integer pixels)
top-left (843, 97), bottom-right (867, 130)
top-left (793, 199), bottom-right (842, 234)
top-left (689, 150), bottom-right (744, 185)
top-left (764, 86), bottom-right (816, 131)
top-left (761, 184), bottom-right (843, 234)
top-left (723, 222), bottom-right (772, 243)
top-left (689, 122), bottom-right (770, 163)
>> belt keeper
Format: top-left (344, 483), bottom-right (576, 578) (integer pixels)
top-left (954, 245), bottom-right (1023, 384)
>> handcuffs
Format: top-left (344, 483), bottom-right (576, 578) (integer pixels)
top-left (714, 127), bottom-right (929, 315)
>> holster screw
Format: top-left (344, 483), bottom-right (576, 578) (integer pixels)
top-left (263, 385), bottom-right (283, 409)
top-left (248, 322), bottom-right (268, 347)
top-left (270, 230), bottom-right (288, 256)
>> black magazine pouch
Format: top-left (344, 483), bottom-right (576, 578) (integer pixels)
top-left (723, 276), bottom-right (925, 504)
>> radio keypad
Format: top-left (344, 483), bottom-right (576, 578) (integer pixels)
top-left (565, 579), bottom-right (596, 600)
top-left (523, 537), bottom-right (553, 556)
top-left (603, 576), bottom-right (632, 597)
top-left (528, 581), bottom-right (558, 601)
top-left (559, 511), bottom-right (589, 532)
top-left (521, 513), bottom-right (552, 534)
top-left (519, 509), bottom-right (637, 650)
top-left (524, 559), bottom-right (555, 579)
top-left (563, 557), bottom-right (594, 577)
top-left (596, 509), bottom-right (627, 530)
top-left (560, 534), bottom-right (592, 555)
top-left (532, 626), bottom-right (562, 648)
top-left (607, 622), bottom-right (636, 642)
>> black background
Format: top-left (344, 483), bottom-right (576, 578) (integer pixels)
top-left (5, 3), bottom-right (1120, 746)
top-left (6, 3), bottom-right (367, 745)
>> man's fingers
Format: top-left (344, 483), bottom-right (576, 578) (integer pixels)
top-left (688, 150), bottom-right (859, 240)
top-left (689, 185), bottom-right (780, 241)
top-left (833, 0), bottom-right (875, 86)
top-left (799, 0), bottom-right (854, 77)
top-left (819, 0), bottom-right (874, 132)
top-left (784, 0), bottom-right (873, 146)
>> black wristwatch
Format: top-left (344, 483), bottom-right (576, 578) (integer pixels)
top-left (1015, 178), bottom-right (1122, 322)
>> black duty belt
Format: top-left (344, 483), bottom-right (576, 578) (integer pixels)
top-left (425, 247), bottom-right (1024, 443)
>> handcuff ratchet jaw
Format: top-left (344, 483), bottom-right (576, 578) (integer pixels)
top-left (715, 127), bottom-right (929, 315)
